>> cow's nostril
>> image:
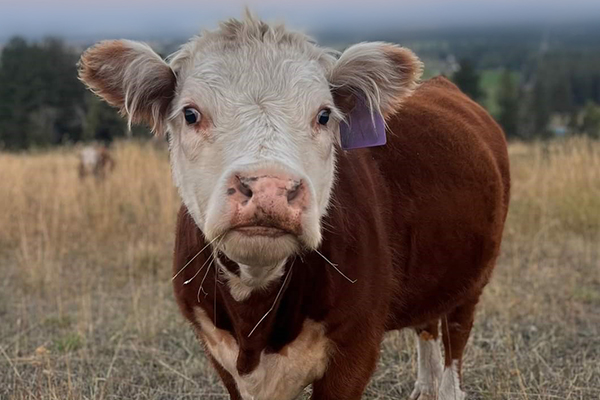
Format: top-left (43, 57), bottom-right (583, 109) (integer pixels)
top-left (236, 176), bottom-right (253, 199)
top-left (287, 182), bottom-right (302, 204)
top-left (239, 183), bottom-right (253, 198)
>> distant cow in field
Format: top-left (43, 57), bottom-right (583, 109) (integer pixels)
top-left (78, 145), bottom-right (115, 180)
top-left (79, 12), bottom-right (510, 400)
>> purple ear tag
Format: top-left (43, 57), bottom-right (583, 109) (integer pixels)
top-left (339, 99), bottom-right (386, 150)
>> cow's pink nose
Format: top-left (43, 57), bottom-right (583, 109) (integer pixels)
top-left (232, 172), bottom-right (306, 207)
top-left (227, 170), bottom-right (309, 232)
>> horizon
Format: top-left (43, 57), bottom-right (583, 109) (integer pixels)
top-left (2, 0), bottom-right (600, 42)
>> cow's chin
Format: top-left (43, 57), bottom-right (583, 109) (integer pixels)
top-left (220, 230), bottom-right (300, 268)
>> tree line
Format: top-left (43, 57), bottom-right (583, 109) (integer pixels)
top-left (1, 32), bottom-right (599, 150)
top-left (452, 52), bottom-right (600, 140)
top-left (0, 37), bottom-right (149, 150)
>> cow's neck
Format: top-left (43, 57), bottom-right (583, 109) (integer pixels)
top-left (217, 255), bottom-right (287, 302)
top-left (207, 251), bottom-right (330, 373)
top-left (207, 150), bottom-right (379, 349)
top-left (173, 205), bottom-right (340, 375)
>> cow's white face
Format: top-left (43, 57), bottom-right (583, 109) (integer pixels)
top-left (78, 13), bottom-right (422, 280)
top-left (167, 33), bottom-right (340, 269)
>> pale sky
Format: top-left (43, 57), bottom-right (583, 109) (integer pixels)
top-left (1, 0), bottom-right (600, 40)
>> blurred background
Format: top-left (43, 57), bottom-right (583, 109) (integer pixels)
top-left (1, 0), bottom-right (600, 146)
top-left (0, 1), bottom-right (598, 399)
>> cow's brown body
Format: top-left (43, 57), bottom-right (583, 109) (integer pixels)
top-left (173, 77), bottom-right (510, 399)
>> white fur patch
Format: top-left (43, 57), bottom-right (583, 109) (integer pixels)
top-left (219, 268), bottom-right (254, 302)
top-left (409, 332), bottom-right (443, 400)
top-left (80, 146), bottom-right (100, 169)
top-left (167, 36), bottom-right (338, 266)
top-left (193, 307), bottom-right (330, 400)
top-left (217, 258), bottom-right (286, 302)
top-left (439, 360), bottom-right (466, 400)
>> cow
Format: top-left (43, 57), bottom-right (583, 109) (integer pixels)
top-left (78, 144), bottom-right (115, 180)
top-left (78, 12), bottom-right (510, 400)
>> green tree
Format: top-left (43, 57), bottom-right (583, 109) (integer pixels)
top-left (452, 59), bottom-right (483, 102)
top-left (581, 101), bottom-right (600, 139)
top-left (497, 70), bottom-right (519, 139)
top-left (83, 94), bottom-right (126, 143)
top-left (0, 37), bottom-right (33, 149)
top-left (568, 108), bottom-right (580, 134)
top-left (530, 77), bottom-right (552, 139)
top-left (0, 37), bottom-right (85, 149)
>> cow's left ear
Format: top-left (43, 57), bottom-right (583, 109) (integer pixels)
top-left (78, 40), bottom-right (177, 135)
top-left (328, 42), bottom-right (423, 118)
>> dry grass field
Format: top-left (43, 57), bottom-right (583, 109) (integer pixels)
top-left (0, 138), bottom-right (598, 399)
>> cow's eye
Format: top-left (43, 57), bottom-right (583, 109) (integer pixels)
top-left (184, 107), bottom-right (201, 125)
top-left (317, 109), bottom-right (330, 126)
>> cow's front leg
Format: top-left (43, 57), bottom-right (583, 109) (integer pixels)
top-left (310, 338), bottom-right (381, 400)
top-left (409, 321), bottom-right (443, 400)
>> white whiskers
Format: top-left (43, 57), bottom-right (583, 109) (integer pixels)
top-left (214, 259), bottom-right (219, 328)
top-left (183, 252), bottom-right (216, 285)
top-left (247, 261), bottom-right (294, 338)
top-left (171, 234), bottom-right (223, 281)
top-left (182, 235), bottom-right (224, 286)
top-left (314, 249), bottom-right (357, 284)
top-left (197, 256), bottom-right (216, 302)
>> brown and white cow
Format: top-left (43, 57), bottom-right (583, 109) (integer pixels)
top-left (78, 12), bottom-right (510, 400)
top-left (78, 144), bottom-right (115, 180)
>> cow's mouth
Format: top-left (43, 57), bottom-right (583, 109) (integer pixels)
top-left (233, 225), bottom-right (289, 238)
top-left (218, 222), bottom-right (301, 267)
top-left (229, 221), bottom-right (299, 238)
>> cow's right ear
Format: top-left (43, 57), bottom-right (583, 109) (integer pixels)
top-left (78, 40), bottom-right (176, 135)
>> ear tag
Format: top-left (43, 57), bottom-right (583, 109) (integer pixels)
top-left (339, 99), bottom-right (386, 150)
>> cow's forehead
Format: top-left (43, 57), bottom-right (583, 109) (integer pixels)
top-left (168, 15), bottom-right (337, 85)
top-left (173, 50), bottom-right (335, 126)
top-left (168, 17), bottom-right (338, 121)
top-left (183, 53), bottom-right (329, 98)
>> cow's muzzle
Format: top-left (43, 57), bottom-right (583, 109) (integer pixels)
top-left (226, 168), bottom-right (309, 238)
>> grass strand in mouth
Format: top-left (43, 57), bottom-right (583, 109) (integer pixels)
top-left (172, 234), bottom-right (224, 282)
top-left (184, 236), bottom-right (225, 285)
top-left (314, 249), bottom-right (357, 284)
top-left (247, 260), bottom-right (295, 338)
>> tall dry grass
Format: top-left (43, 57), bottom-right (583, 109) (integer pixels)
top-left (507, 137), bottom-right (600, 238)
top-left (0, 141), bottom-right (178, 290)
top-left (0, 137), bottom-right (598, 399)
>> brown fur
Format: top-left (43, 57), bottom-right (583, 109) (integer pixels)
top-left (173, 76), bottom-right (510, 399)
top-left (78, 40), bottom-right (176, 135)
